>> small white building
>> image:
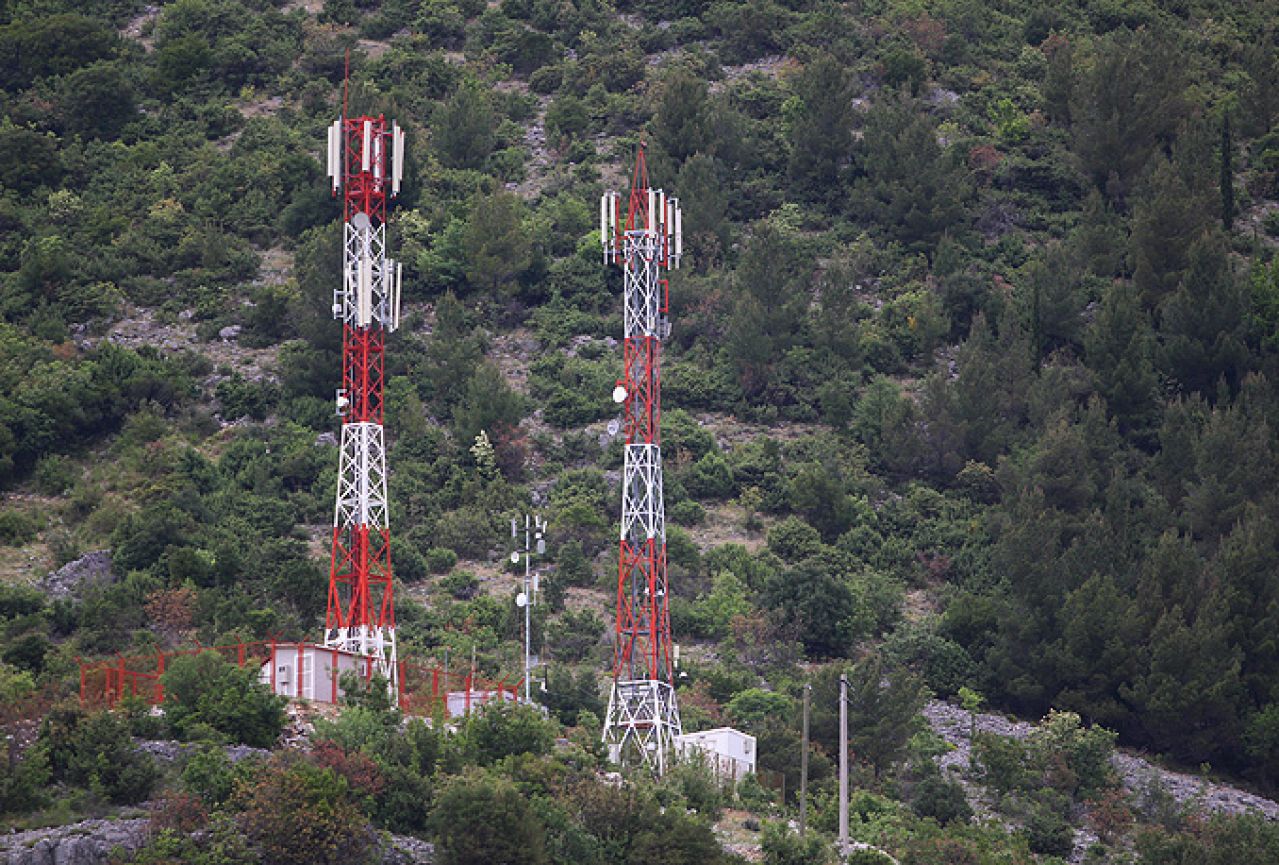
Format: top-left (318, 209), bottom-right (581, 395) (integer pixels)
top-left (259, 642), bottom-right (374, 704)
top-left (674, 726), bottom-right (757, 782)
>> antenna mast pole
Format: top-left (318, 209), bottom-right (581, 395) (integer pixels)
top-left (323, 68), bottom-right (406, 700)
top-left (600, 144), bottom-right (684, 775)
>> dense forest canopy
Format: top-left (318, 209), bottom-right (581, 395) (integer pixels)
top-left (3, 0), bottom-right (1279, 862)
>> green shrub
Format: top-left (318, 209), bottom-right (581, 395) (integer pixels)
top-left (0, 509), bottom-right (40, 545)
top-left (431, 771), bottom-right (548, 865)
top-left (464, 702), bottom-right (557, 766)
top-left (426, 547), bottom-right (459, 574)
top-left (440, 570), bottom-right (480, 600)
top-left (162, 652), bottom-right (286, 748)
top-left (670, 499), bottom-right (707, 526)
top-left (760, 821), bottom-right (834, 865)
top-left (911, 772), bottom-right (973, 825)
top-left (39, 705), bottom-right (159, 804)
top-left (1023, 800), bottom-right (1074, 857)
top-left (237, 758), bottom-right (374, 865)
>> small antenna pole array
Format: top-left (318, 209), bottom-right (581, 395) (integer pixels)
top-left (323, 68), bottom-right (406, 699)
top-left (600, 144), bottom-right (684, 776)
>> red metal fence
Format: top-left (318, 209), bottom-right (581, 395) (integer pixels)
top-left (78, 640), bottom-right (521, 719)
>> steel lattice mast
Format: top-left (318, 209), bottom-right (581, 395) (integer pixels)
top-left (323, 79), bottom-right (405, 697)
top-left (600, 144), bottom-right (684, 775)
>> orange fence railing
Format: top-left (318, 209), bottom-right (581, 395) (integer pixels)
top-left (78, 640), bottom-right (521, 719)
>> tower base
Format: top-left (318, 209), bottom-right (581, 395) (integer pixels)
top-left (603, 678), bottom-right (682, 775)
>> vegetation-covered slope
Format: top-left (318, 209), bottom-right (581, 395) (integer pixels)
top-left (3, 0), bottom-right (1279, 861)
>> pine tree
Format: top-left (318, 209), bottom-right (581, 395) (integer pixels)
top-left (853, 95), bottom-right (970, 250)
top-left (675, 153), bottom-right (729, 270)
top-left (1130, 157), bottom-right (1213, 307)
top-left (1123, 604), bottom-right (1246, 764)
top-left (1069, 28), bottom-right (1187, 198)
top-left (1020, 243), bottom-right (1085, 363)
top-left (433, 80), bottom-right (496, 170)
top-left (463, 189), bottom-right (531, 297)
top-left (787, 54), bottom-right (855, 207)
top-left (724, 222), bottom-right (806, 397)
top-left (1084, 281), bottom-right (1159, 441)
top-left (651, 67), bottom-right (712, 168)
top-left (1221, 112), bottom-right (1235, 231)
top-left (1068, 188), bottom-right (1126, 279)
top-left (1157, 234), bottom-right (1249, 398)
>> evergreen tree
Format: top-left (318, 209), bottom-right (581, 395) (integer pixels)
top-left (810, 656), bottom-right (928, 779)
top-left (676, 153), bottom-right (729, 270)
top-left (1123, 604), bottom-right (1246, 765)
top-left (853, 95), bottom-right (969, 250)
top-left (1020, 243), bottom-right (1085, 363)
top-left (953, 312), bottom-right (1033, 464)
top-left (1051, 572), bottom-right (1143, 734)
top-left (1069, 28), bottom-right (1186, 198)
top-left (724, 222), bottom-right (807, 398)
top-left (417, 291), bottom-right (484, 415)
top-left (463, 189), bottom-right (532, 297)
top-left (651, 67), bottom-right (712, 167)
top-left (1068, 188), bottom-right (1126, 279)
top-left (787, 54), bottom-right (855, 207)
top-left (433, 80), bottom-right (496, 170)
top-left (1085, 281), bottom-right (1160, 441)
top-left (1130, 157), bottom-right (1213, 307)
top-left (1157, 234), bottom-right (1249, 399)
top-left (1221, 112), bottom-right (1235, 231)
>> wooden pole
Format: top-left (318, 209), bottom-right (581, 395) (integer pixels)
top-left (800, 682), bottom-right (810, 835)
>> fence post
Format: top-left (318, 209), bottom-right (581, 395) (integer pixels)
top-left (155, 652), bottom-right (165, 704)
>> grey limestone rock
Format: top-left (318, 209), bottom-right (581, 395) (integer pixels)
top-left (42, 551), bottom-right (114, 600)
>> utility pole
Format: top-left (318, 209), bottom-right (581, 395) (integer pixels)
top-left (800, 682), bottom-right (811, 836)
top-left (511, 513), bottom-right (546, 703)
top-left (839, 673), bottom-right (849, 857)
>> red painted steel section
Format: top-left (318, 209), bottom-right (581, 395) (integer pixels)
top-left (325, 110), bottom-right (396, 667)
top-left (611, 146), bottom-right (675, 688)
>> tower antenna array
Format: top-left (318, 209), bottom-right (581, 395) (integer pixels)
top-left (323, 72), bottom-right (407, 697)
top-left (600, 143), bottom-right (684, 775)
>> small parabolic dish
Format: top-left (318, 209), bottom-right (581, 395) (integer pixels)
top-left (515, 592), bottom-right (528, 608)
top-left (510, 551), bottom-right (520, 564)
top-left (606, 419), bottom-right (620, 436)
top-left (351, 212), bottom-right (372, 231)
top-left (612, 385), bottom-right (627, 403)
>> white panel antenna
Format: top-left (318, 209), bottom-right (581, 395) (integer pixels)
top-left (361, 120), bottom-right (372, 173)
top-left (393, 261), bottom-right (402, 331)
top-left (391, 123), bottom-right (405, 196)
top-left (358, 257), bottom-right (372, 326)
top-left (328, 121), bottom-right (342, 191)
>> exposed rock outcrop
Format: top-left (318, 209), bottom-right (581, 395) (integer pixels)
top-left (0, 818), bottom-right (148, 865)
top-left (42, 551), bottom-right (113, 599)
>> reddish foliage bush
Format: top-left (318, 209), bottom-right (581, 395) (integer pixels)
top-left (149, 792), bottom-right (208, 835)
top-left (311, 740), bottom-right (386, 798)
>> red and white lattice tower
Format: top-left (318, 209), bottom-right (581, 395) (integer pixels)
top-left (322, 88), bottom-right (405, 697)
top-left (600, 144), bottom-right (684, 775)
